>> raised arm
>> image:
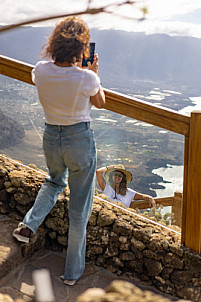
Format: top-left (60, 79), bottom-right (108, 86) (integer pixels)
top-left (133, 192), bottom-right (156, 208)
top-left (96, 166), bottom-right (107, 191)
top-left (88, 54), bottom-right (105, 109)
top-left (96, 165), bottom-right (116, 191)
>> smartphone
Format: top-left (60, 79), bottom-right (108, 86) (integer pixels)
top-left (82, 42), bottom-right (95, 67)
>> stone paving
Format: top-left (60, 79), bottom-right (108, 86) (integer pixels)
top-left (1, 249), bottom-right (184, 302)
top-left (0, 249), bottom-right (129, 302)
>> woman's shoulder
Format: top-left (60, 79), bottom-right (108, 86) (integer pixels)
top-left (126, 187), bottom-right (136, 196)
top-left (127, 187), bottom-right (135, 192)
top-left (82, 68), bottom-right (100, 81)
top-left (103, 182), bottom-right (113, 193)
top-left (34, 60), bottom-right (53, 71)
top-left (80, 68), bottom-right (100, 93)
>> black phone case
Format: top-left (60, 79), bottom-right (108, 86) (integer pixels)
top-left (82, 42), bottom-right (95, 67)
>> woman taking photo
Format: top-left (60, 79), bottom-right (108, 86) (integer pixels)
top-left (13, 16), bottom-right (105, 286)
top-left (96, 164), bottom-right (156, 208)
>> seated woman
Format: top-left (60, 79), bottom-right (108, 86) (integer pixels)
top-left (96, 164), bottom-right (156, 208)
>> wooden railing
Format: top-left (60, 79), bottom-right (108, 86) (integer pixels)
top-left (130, 191), bottom-right (182, 227)
top-left (0, 54), bottom-right (201, 254)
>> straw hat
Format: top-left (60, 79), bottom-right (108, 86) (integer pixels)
top-left (105, 164), bottom-right (133, 184)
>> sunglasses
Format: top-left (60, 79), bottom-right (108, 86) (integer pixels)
top-left (113, 172), bottom-right (123, 178)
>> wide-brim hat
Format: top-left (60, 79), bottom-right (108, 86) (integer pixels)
top-left (105, 164), bottom-right (133, 184)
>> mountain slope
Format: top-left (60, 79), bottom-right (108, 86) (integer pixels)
top-left (1, 26), bottom-right (201, 89)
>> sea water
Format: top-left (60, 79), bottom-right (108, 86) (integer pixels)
top-left (152, 165), bottom-right (183, 198)
top-left (179, 96), bottom-right (201, 115)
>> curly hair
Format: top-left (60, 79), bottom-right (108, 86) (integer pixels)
top-left (108, 170), bottom-right (127, 196)
top-left (41, 16), bottom-right (90, 63)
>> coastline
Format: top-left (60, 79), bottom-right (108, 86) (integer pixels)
top-left (152, 164), bottom-right (183, 197)
top-left (151, 96), bottom-right (201, 198)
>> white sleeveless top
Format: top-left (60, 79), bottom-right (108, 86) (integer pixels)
top-left (103, 183), bottom-right (136, 208)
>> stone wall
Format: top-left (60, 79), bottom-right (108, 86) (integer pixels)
top-left (0, 155), bottom-right (201, 301)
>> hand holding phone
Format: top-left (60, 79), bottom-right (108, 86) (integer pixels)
top-left (82, 42), bottom-right (95, 67)
top-left (87, 54), bottom-right (99, 75)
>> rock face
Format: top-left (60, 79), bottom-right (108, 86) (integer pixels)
top-left (0, 155), bottom-right (201, 301)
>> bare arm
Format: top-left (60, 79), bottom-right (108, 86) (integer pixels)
top-left (96, 167), bottom-right (107, 191)
top-left (88, 54), bottom-right (105, 109)
top-left (90, 86), bottom-right (105, 108)
top-left (96, 165), bottom-right (116, 191)
top-left (133, 192), bottom-right (156, 208)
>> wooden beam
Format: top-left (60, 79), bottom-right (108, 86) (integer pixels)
top-left (0, 55), bottom-right (34, 85)
top-left (104, 89), bottom-right (190, 136)
top-left (130, 196), bottom-right (174, 210)
top-left (184, 111), bottom-right (201, 253)
top-left (181, 136), bottom-right (189, 244)
top-left (0, 55), bottom-right (190, 136)
top-left (172, 191), bottom-right (182, 227)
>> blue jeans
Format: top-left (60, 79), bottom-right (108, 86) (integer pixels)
top-left (23, 122), bottom-right (96, 280)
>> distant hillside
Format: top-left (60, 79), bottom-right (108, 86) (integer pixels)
top-left (0, 108), bottom-right (25, 148)
top-left (1, 26), bottom-right (201, 91)
top-left (0, 26), bottom-right (50, 64)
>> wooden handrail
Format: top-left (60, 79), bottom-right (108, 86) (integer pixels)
top-left (104, 89), bottom-right (190, 136)
top-left (0, 55), bottom-right (34, 85)
top-left (0, 54), bottom-right (190, 136)
top-left (183, 111), bottom-right (201, 253)
top-left (130, 196), bottom-right (174, 210)
top-left (131, 191), bottom-right (182, 228)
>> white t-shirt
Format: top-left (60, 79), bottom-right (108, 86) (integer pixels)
top-left (103, 183), bottom-right (136, 208)
top-left (31, 61), bottom-right (100, 125)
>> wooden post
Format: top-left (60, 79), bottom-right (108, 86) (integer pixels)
top-left (172, 191), bottom-right (182, 227)
top-left (181, 136), bottom-right (189, 244)
top-left (183, 110), bottom-right (201, 254)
